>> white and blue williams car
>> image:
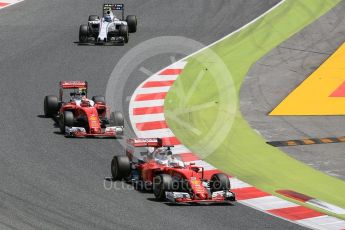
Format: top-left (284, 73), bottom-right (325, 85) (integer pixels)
top-left (78, 3), bottom-right (137, 45)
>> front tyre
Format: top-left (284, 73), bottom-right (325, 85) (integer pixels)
top-left (79, 25), bottom-right (89, 43)
top-left (111, 156), bottom-right (131, 180)
top-left (59, 111), bottom-right (74, 133)
top-left (126, 15), bottom-right (137, 33)
top-left (44, 95), bottom-right (58, 117)
top-left (110, 111), bottom-right (124, 127)
top-left (119, 25), bottom-right (129, 43)
top-left (153, 174), bottom-right (173, 201)
top-left (210, 173), bottom-right (231, 192)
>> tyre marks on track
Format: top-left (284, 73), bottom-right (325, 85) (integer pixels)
top-left (270, 42), bottom-right (345, 115)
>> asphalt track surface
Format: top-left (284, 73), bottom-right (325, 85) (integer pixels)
top-left (241, 1), bottom-right (345, 180)
top-left (0, 0), bottom-right (305, 229)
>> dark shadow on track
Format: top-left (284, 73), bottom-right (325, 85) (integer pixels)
top-left (147, 198), bottom-right (235, 207)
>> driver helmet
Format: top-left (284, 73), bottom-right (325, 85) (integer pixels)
top-left (168, 156), bottom-right (184, 167)
top-left (74, 91), bottom-right (81, 99)
top-left (81, 98), bottom-right (90, 107)
top-left (156, 149), bottom-right (167, 160)
top-left (73, 88), bottom-right (86, 100)
top-left (76, 88), bottom-right (86, 97)
top-left (80, 88), bottom-right (86, 96)
top-left (104, 15), bottom-right (112, 22)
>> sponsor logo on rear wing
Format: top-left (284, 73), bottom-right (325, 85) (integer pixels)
top-left (127, 138), bottom-right (163, 147)
top-left (60, 81), bottom-right (88, 89)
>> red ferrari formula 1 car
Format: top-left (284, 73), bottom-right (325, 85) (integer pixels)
top-left (43, 81), bottom-right (124, 138)
top-left (111, 138), bottom-right (236, 204)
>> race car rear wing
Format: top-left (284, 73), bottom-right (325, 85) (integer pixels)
top-left (60, 81), bottom-right (88, 89)
top-left (127, 138), bottom-right (163, 147)
top-left (59, 81), bottom-right (88, 101)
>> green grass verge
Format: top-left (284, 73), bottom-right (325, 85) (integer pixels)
top-left (165, 0), bottom-right (345, 219)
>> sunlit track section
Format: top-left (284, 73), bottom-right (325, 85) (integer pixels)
top-left (129, 61), bottom-right (345, 229)
top-left (0, 0), bottom-right (22, 10)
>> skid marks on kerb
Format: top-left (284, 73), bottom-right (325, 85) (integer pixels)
top-left (129, 59), bottom-right (345, 229)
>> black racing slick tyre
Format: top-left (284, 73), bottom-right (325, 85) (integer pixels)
top-left (59, 111), bottom-right (74, 133)
top-left (153, 174), bottom-right (173, 201)
top-left (64, 111), bottom-right (74, 127)
top-left (44, 95), bottom-right (58, 117)
top-left (111, 156), bottom-right (131, 180)
top-left (119, 25), bottom-right (129, 43)
top-left (88, 15), bottom-right (99, 21)
top-left (210, 173), bottom-right (231, 192)
top-left (79, 24), bottom-right (89, 43)
top-left (92, 96), bottom-right (105, 104)
top-left (110, 111), bottom-right (124, 127)
top-left (126, 15), bottom-right (137, 33)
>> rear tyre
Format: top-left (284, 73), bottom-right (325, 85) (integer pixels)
top-left (79, 25), bottom-right (89, 43)
top-left (44, 95), bottom-right (58, 117)
top-left (59, 111), bottom-right (74, 133)
top-left (110, 111), bottom-right (124, 127)
top-left (88, 15), bottom-right (99, 21)
top-left (92, 96), bottom-right (105, 104)
top-left (153, 174), bottom-right (173, 201)
top-left (119, 25), bottom-right (129, 43)
top-left (210, 173), bottom-right (231, 192)
top-left (111, 156), bottom-right (131, 180)
top-left (126, 15), bottom-right (137, 33)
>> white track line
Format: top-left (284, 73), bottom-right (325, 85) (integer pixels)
top-left (135, 129), bottom-right (175, 138)
top-left (131, 100), bottom-right (165, 109)
top-left (134, 86), bottom-right (171, 94)
top-left (241, 196), bottom-right (299, 211)
top-left (131, 113), bottom-right (165, 123)
top-left (169, 144), bottom-right (192, 154)
top-left (297, 216), bottom-right (345, 230)
top-left (149, 75), bottom-right (179, 81)
top-left (229, 178), bottom-right (252, 189)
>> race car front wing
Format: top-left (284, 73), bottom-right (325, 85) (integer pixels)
top-left (76, 37), bottom-right (125, 46)
top-left (165, 190), bottom-right (236, 204)
top-left (64, 126), bottom-right (123, 138)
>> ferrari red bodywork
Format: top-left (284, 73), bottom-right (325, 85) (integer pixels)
top-left (44, 81), bottom-right (123, 138)
top-left (118, 138), bottom-right (236, 204)
top-left (60, 100), bottom-right (115, 137)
